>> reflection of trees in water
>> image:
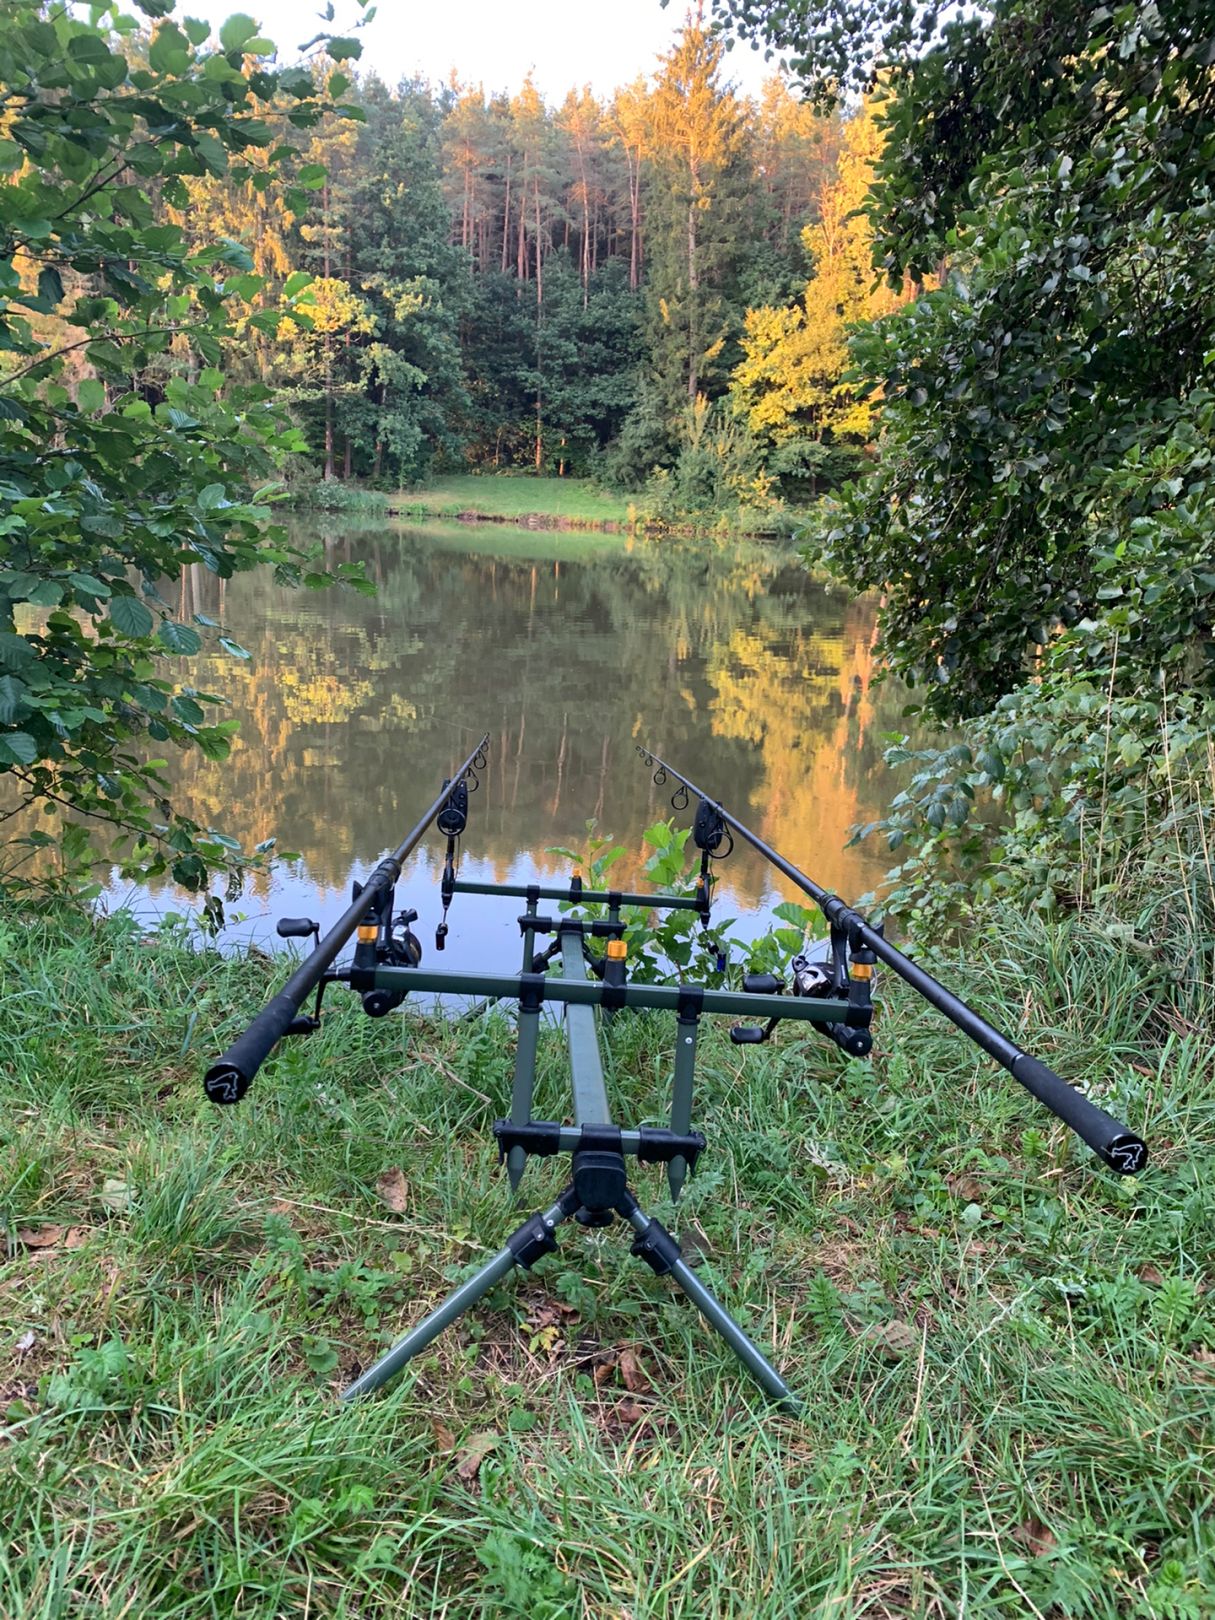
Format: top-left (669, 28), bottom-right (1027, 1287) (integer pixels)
top-left (159, 528), bottom-right (914, 907)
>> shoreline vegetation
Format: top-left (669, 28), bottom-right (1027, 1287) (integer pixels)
top-left (289, 473), bottom-right (808, 538)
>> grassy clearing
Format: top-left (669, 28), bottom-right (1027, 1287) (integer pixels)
top-left (389, 475), bottom-right (634, 526)
top-left (1, 902), bottom-right (1212, 1617)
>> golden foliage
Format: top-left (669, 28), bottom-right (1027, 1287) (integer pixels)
top-left (730, 102), bottom-right (911, 446)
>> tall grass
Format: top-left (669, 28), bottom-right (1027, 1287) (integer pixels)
top-left (1, 890), bottom-right (1211, 1617)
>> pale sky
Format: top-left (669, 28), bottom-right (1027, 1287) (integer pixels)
top-left (175, 0), bottom-right (784, 101)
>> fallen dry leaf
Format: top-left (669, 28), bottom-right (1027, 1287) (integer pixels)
top-left (1013, 1517), bottom-right (1057, 1558)
top-left (617, 1398), bottom-right (648, 1429)
top-left (100, 1178), bottom-right (131, 1213)
top-left (16, 1225), bottom-right (64, 1250)
top-left (14, 1225), bottom-right (88, 1253)
top-left (376, 1168), bottom-right (409, 1214)
top-left (455, 1430), bottom-right (499, 1485)
top-left (618, 1348), bottom-right (652, 1394)
top-left (431, 1420), bottom-right (456, 1453)
top-left (947, 1173), bottom-right (987, 1204)
top-left (593, 1356), bottom-right (617, 1388)
top-left (524, 1302), bottom-right (576, 1331)
top-left (1139, 1264), bottom-right (1164, 1287)
top-left (859, 1320), bottom-right (920, 1360)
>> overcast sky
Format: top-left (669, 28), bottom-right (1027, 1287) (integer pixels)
top-left (174, 0), bottom-right (785, 100)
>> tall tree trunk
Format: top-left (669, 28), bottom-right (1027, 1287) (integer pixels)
top-left (534, 182), bottom-right (543, 305)
top-left (687, 203), bottom-right (699, 401)
top-left (576, 145), bottom-right (591, 298)
top-left (501, 155), bottom-right (512, 273)
top-left (324, 332), bottom-right (335, 480)
top-left (628, 155), bottom-right (641, 291)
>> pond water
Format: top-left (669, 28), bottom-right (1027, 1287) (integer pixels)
top-left (106, 521), bottom-right (910, 974)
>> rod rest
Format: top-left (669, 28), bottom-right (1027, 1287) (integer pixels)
top-left (518, 915), bottom-right (627, 939)
top-left (492, 1119), bottom-right (706, 1176)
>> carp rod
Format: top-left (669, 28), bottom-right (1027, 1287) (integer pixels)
top-left (204, 733), bottom-right (489, 1107)
top-left (636, 744), bottom-right (1148, 1176)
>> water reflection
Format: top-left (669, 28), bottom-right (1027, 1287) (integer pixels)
top-left (139, 521), bottom-right (906, 967)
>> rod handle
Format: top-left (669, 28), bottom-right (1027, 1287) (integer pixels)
top-left (204, 991), bottom-right (302, 1105)
top-left (1010, 1054), bottom-right (1147, 1174)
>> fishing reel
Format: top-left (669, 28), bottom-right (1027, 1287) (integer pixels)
top-left (730, 942), bottom-right (874, 1058)
top-left (351, 879), bottom-right (423, 1017)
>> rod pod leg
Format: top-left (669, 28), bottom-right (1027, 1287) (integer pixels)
top-left (341, 1189), bottom-right (579, 1401)
top-left (618, 1193), bottom-right (800, 1415)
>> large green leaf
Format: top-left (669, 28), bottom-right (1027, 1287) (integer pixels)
top-left (0, 731), bottom-right (37, 766)
top-left (158, 621), bottom-right (203, 655)
top-left (218, 13), bottom-right (258, 50)
top-left (109, 596), bottom-right (154, 638)
top-left (0, 674), bottom-right (30, 725)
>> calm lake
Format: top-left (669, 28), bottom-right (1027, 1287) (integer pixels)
top-left (109, 521), bottom-right (910, 973)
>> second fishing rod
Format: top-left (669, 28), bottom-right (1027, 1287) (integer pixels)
top-left (204, 734), bottom-right (489, 1106)
top-left (636, 744), bottom-right (1148, 1177)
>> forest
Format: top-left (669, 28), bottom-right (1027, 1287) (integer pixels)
top-left (95, 22), bottom-right (896, 519)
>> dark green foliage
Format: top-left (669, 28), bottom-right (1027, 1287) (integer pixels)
top-left (0, 2), bottom-right (371, 892)
top-left (331, 79), bottom-right (472, 485)
top-left (533, 257), bottom-right (644, 475)
top-left (719, 0), bottom-right (1215, 914)
top-left (733, 0), bottom-right (1215, 719)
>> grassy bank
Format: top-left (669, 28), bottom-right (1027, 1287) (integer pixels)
top-left (388, 475), bottom-right (633, 528)
top-left (1, 903), bottom-right (1211, 1616)
top-left (284, 476), bottom-right (809, 538)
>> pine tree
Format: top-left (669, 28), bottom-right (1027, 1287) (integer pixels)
top-left (343, 79), bottom-right (471, 482)
top-left (608, 79), bottom-right (650, 292)
top-left (643, 24), bottom-right (749, 411)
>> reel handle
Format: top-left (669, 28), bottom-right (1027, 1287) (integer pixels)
top-left (277, 917), bottom-right (319, 939)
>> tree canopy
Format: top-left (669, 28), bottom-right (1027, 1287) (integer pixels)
top-left (712, 0), bottom-right (1215, 910)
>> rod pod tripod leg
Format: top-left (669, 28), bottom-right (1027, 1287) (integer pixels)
top-left (341, 1184), bottom-right (800, 1413)
top-left (341, 1188), bottom-right (581, 1402)
top-left (618, 1191), bottom-right (800, 1415)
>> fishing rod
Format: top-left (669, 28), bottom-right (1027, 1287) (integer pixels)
top-left (635, 744), bottom-right (1148, 1176)
top-left (204, 733), bottom-right (489, 1106)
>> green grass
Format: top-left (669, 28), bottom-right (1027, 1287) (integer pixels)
top-left (1, 902), bottom-right (1212, 1617)
top-left (390, 475), bottom-right (634, 526)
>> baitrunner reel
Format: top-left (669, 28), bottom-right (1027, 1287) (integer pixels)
top-left (729, 941), bottom-right (875, 1058)
top-left (274, 881), bottom-right (423, 1032)
top-left (351, 878), bottom-right (423, 1017)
